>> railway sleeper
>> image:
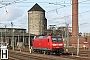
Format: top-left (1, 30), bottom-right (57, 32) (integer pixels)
top-left (9, 55), bottom-right (25, 60)
top-left (9, 51), bottom-right (55, 60)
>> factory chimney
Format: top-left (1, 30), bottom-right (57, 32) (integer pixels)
top-left (72, 0), bottom-right (78, 36)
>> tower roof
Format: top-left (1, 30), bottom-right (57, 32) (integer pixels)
top-left (28, 3), bottom-right (45, 12)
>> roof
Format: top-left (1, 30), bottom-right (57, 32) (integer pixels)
top-left (2, 32), bottom-right (35, 37)
top-left (69, 36), bottom-right (86, 44)
top-left (0, 28), bottom-right (26, 30)
top-left (28, 3), bottom-right (45, 12)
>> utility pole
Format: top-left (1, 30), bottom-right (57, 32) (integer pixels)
top-left (5, 25), bottom-right (6, 43)
top-left (11, 22), bottom-right (14, 51)
top-left (18, 35), bottom-right (19, 42)
top-left (0, 30), bottom-right (2, 46)
top-left (66, 24), bottom-right (69, 48)
top-left (18, 35), bottom-right (19, 47)
top-left (77, 26), bottom-right (79, 56)
top-left (23, 31), bottom-right (24, 47)
top-left (29, 32), bottom-right (31, 53)
top-left (49, 25), bottom-right (56, 36)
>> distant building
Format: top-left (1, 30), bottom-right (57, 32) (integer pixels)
top-left (0, 28), bottom-right (34, 46)
top-left (0, 28), bottom-right (26, 34)
top-left (46, 26), bottom-right (72, 37)
top-left (69, 36), bottom-right (90, 48)
top-left (28, 3), bottom-right (47, 35)
top-left (84, 33), bottom-right (90, 37)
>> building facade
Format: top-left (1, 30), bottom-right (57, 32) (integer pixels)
top-left (0, 28), bottom-right (34, 47)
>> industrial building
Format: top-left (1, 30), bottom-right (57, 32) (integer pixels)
top-left (28, 3), bottom-right (47, 35)
top-left (0, 28), bottom-right (34, 47)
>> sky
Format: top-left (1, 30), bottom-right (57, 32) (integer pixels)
top-left (0, 0), bottom-right (90, 33)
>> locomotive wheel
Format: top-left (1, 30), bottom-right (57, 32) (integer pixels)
top-left (40, 50), bottom-right (43, 54)
top-left (55, 52), bottom-right (60, 55)
top-left (55, 51), bottom-right (60, 55)
top-left (47, 52), bottom-right (50, 55)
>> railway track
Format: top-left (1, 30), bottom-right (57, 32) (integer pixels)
top-left (1, 49), bottom-right (89, 60)
top-left (1, 47), bottom-right (90, 60)
top-left (9, 56), bottom-right (24, 60)
top-left (65, 47), bottom-right (90, 57)
top-left (79, 49), bottom-right (89, 57)
top-left (9, 50), bottom-right (55, 60)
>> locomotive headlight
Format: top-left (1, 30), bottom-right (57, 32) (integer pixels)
top-left (59, 44), bottom-right (63, 46)
top-left (53, 44), bottom-right (57, 46)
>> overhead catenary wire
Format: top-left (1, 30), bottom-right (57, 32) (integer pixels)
top-left (48, 9), bottom-right (90, 27)
top-left (0, 0), bottom-right (90, 8)
top-left (0, 0), bottom-right (90, 17)
top-left (47, 9), bottom-right (90, 20)
top-left (46, 0), bottom-right (90, 21)
top-left (0, 0), bottom-right (89, 4)
top-left (0, 0), bottom-right (90, 28)
top-left (0, 0), bottom-right (90, 20)
top-left (46, 0), bottom-right (90, 13)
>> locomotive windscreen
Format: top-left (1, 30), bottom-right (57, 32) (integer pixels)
top-left (52, 37), bottom-right (62, 42)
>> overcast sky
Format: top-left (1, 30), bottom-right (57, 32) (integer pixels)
top-left (0, 0), bottom-right (90, 33)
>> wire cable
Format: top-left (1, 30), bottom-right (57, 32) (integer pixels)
top-left (46, 0), bottom-right (90, 13)
top-left (48, 10), bottom-right (90, 20)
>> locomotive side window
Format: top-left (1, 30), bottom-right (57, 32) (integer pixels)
top-left (48, 39), bottom-right (49, 42)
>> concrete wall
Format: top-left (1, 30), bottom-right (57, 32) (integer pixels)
top-left (28, 11), bottom-right (45, 35)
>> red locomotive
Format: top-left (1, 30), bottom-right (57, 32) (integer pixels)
top-left (33, 35), bottom-right (64, 55)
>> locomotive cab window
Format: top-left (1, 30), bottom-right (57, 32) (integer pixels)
top-left (58, 38), bottom-right (62, 42)
top-left (52, 38), bottom-right (57, 42)
top-left (52, 37), bottom-right (62, 42)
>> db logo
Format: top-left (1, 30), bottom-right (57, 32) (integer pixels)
top-left (1, 46), bottom-right (8, 59)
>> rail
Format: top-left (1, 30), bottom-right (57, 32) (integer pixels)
top-left (9, 50), bottom-right (55, 60)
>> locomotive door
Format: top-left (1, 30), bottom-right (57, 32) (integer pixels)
top-left (47, 39), bottom-right (50, 49)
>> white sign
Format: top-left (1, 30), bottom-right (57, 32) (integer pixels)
top-left (1, 46), bottom-right (8, 59)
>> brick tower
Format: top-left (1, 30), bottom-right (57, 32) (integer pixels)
top-left (72, 0), bottom-right (78, 36)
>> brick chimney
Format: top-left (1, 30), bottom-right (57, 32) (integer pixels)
top-left (72, 0), bottom-right (78, 36)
